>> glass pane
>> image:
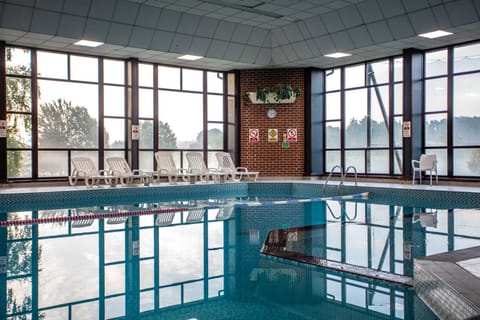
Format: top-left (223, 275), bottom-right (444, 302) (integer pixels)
top-left (71, 151), bottom-right (98, 169)
top-left (159, 91), bottom-right (203, 149)
top-left (38, 151), bottom-right (67, 177)
top-left (158, 66), bottom-right (180, 89)
top-left (393, 149), bottom-right (403, 175)
top-left (208, 123), bottom-right (223, 149)
top-left (367, 60), bottom-right (389, 84)
top-left (394, 58), bottom-right (403, 82)
top-left (207, 71), bottom-right (223, 93)
top-left (345, 88), bottom-right (367, 148)
top-left (70, 55), bottom-right (98, 82)
top-left (345, 64), bottom-right (364, 88)
top-left (454, 43), bottom-right (480, 73)
top-left (104, 150), bottom-right (125, 168)
top-left (139, 88), bottom-right (154, 118)
top-left (183, 69), bottom-right (203, 91)
top-left (38, 89), bottom-right (99, 148)
top-left (325, 121), bottom-right (340, 149)
top-left (37, 51), bottom-right (68, 79)
top-left (160, 286), bottom-right (181, 308)
top-left (393, 83), bottom-right (403, 115)
top-left (6, 47), bottom-right (31, 75)
top-left (425, 49), bottom-right (447, 77)
top-left (208, 249), bottom-right (224, 277)
top-left (424, 148), bottom-right (447, 175)
top-left (227, 96), bottom-right (235, 123)
top-left (159, 120), bottom-right (179, 149)
top-left (454, 148), bottom-right (480, 176)
top-left (425, 113), bottom-right (447, 147)
top-left (367, 149), bottom-right (388, 174)
top-left (453, 73), bottom-right (480, 146)
top-left (425, 78), bottom-right (447, 112)
top-left (325, 68), bottom-right (340, 91)
top-left (370, 85), bottom-right (389, 147)
top-left (139, 63), bottom-right (154, 87)
top-left (7, 150), bottom-right (32, 178)
top-left (345, 150), bottom-right (365, 174)
top-left (208, 278), bottom-right (224, 298)
top-left (184, 281), bottom-right (204, 303)
top-left (38, 80), bottom-right (99, 121)
top-left (227, 72), bottom-right (235, 95)
top-left (140, 290), bottom-right (154, 312)
top-left (104, 85), bottom-right (125, 117)
top-left (208, 95), bottom-right (223, 121)
top-left (393, 116), bottom-right (403, 148)
top-left (7, 113), bottom-right (32, 147)
top-left (6, 76), bottom-right (32, 112)
top-left (140, 120), bottom-right (154, 149)
top-left (104, 118), bottom-right (125, 148)
top-left (104, 59), bottom-right (124, 84)
top-left (325, 92), bottom-right (340, 120)
top-left (325, 151), bottom-right (340, 171)
top-left (140, 151), bottom-right (153, 171)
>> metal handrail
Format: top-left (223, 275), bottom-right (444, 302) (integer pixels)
top-left (323, 165), bottom-right (343, 194)
top-left (343, 165), bottom-right (358, 187)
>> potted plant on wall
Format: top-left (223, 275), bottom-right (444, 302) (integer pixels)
top-left (243, 84), bottom-right (301, 118)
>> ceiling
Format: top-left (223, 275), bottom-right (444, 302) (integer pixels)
top-left (1, 0), bottom-right (480, 71)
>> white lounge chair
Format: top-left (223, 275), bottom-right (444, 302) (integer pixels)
top-left (154, 151), bottom-right (188, 184)
top-left (106, 157), bottom-right (153, 186)
top-left (185, 152), bottom-right (218, 183)
top-left (412, 154), bottom-right (438, 185)
top-left (69, 157), bottom-right (118, 187)
top-left (155, 211), bottom-right (176, 227)
top-left (215, 152), bottom-right (259, 182)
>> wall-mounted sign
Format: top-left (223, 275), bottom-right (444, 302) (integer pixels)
top-left (249, 128), bottom-right (259, 142)
top-left (287, 128), bottom-right (297, 142)
top-left (0, 120), bottom-right (6, 138)
top-left (402, 121), bottom-right (411, 138)
top-left (132, 125), bottom-right (139, 140)
top-left (268, 129), bottom-right (278, 142)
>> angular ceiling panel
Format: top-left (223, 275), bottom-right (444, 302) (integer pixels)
top-left (231, 24), bottom-right (253, 43)
top-left (255, 47), bottom-right (271, 64)
top-left (106, 22), bottom-right (133, 46)
top-left (2, 4), bottom-right (32, 31)
top-left (35, 0), bottom-right (63, 11)
top-left (376, 0), bottom-right (405, 18)
top-left (431, 5), bottom-right (451, 29)
top-left (157, 9), bottom-right (181, 31)
top-left (338, 5), bottom-right (363, 28)
top-left (135, 5), bottom-right (162, 28)
top-left (30, 9), bottom-right (60, 35)
top-left (207, 39), bottom-right (229, 59)
top-left (129, 26), bottom-right (155, 48)
top-left (321, 11), bottom-right (345, 33)
top-left (223, 42), bottom-right (245, 61)
top-left (357, 0), bottom-right (384, 23)
top-left (214, 21), bottom-right (236, 41)
top-left (239, 45), bottom-right (260, 63)
top-left (248, 27), bottom-right (269, 46)
top-left (89, 0), bottom-right (117, 20)
top-left (63, 0), bottom-right (91, 16)
top-left (82, 18), bottom-right (110, 42)
top-left (445, 0), bottom-right (480, 26)
top-left (150, 29), bottom-right (174, 51)
top-left (330, 30), bottom-right (355, 51)
top-left (195, 16), bottom-right (219, 38)
top-left (348, 25), bottom-right (373, 48)
top-left (366, 20), bottom-right (394, 44)
top-left (113, 1), bottom-right (139, 24)
top-left (177, 13), bottom-right (201, 34)
top-left (408, 9), bottom-right (438, 34)
top-left (57, 14), bottom-right (86, 39)
top-left (282, 23), bottom-right (304, 43)
top-left (303, 16), bottom-right (328, 37)
top-left (169, 33), bottom-right (193, 53)
top-left (387, 15), bottom-right (415, 39)
top-left (188, 36), bottom-right (212, 55)
top-left (402, 0), bottom-right (430, 12)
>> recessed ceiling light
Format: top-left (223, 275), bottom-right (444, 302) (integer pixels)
top-left (418, 30), bottom-right (453, 39)
top-left (178, 54), bottom-right (203, 61)
top-left (324, 52), bottom-right (352, 58)
top-left (74, 39), bottom-right (104, 47)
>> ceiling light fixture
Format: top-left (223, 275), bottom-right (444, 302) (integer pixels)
top-left (178, 54), bottom-right (203, 61)
top-left (74, 39), bottom-right (104, 47)
top-left (324, 52), bottom-right (352, 58)
top-left (418, 30), bottom-right (453, 39)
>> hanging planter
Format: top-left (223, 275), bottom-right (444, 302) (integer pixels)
top-left (243, 84), bottom-right (301, 104)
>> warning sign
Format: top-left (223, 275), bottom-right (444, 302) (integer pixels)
top-left (287, 128), bottom-right (297, 142)
top-left (132, 125), bottom-right (139, 140)
top-left (0, 120), bottom-right (6, 138)
top-left (402, 121), bottom-right (411, 138)
top-left (268, 129), bottom-right (278, 142)
top-left (249, 128), bottom-right (259, 142)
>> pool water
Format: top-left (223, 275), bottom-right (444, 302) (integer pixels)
top-left (2, 192), bottom-right (480, 319)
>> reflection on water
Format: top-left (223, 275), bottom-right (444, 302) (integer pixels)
top-left (2, 196), bottom-right (480, 319)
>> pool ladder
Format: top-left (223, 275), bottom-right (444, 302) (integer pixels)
top-left (322, 165), bottom-right (358, 194)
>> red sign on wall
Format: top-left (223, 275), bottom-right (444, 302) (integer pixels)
top-left (287, 128), bottom-right (297, 142)
top-left (249, 129), bottom-right (259, 142)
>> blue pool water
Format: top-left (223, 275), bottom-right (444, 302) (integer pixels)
top-left (1, 183), bottom-right (480, 319)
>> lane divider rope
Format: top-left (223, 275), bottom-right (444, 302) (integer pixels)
top-left (0, 192), bottom-right (370, 227)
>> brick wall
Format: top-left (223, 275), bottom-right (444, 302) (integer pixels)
top-left (240, 68), bottom-right (305, 177)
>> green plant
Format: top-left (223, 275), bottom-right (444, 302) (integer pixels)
top-left (273, 84), bottom-right (301, 101)
top-left (255, 86), bottom-right (271, 104)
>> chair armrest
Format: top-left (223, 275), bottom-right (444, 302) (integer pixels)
top-left (411, 160), bottom-right (419, 168)
top-left (236, 166), bottom-right (249, 172)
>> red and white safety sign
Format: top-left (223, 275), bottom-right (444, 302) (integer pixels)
top-left (249, 128), bottom-right (259, 142)
top-left (287, 128), bottom-right (297, 142)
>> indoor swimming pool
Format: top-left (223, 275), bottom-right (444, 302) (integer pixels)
top-left (1, 182), bottom-right (480, 319)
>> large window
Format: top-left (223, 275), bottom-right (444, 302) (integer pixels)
top-left (3, 46), bottom-right (232, 181)
top-left (322, 57), bottom-right (403, 175)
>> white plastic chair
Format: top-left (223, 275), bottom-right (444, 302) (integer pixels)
top-left (412, 154), bottom-right (438, 185)
top-left (185, 152), bottom-right (216, 183)
top-left (215, 152), bottom-right (259, 182)
top-left (69, 157), bottom-right (118, 187)
top-left (106, 157), bottom-right (152, 185)
top-left (154, 151), bottom-right (188, 184)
